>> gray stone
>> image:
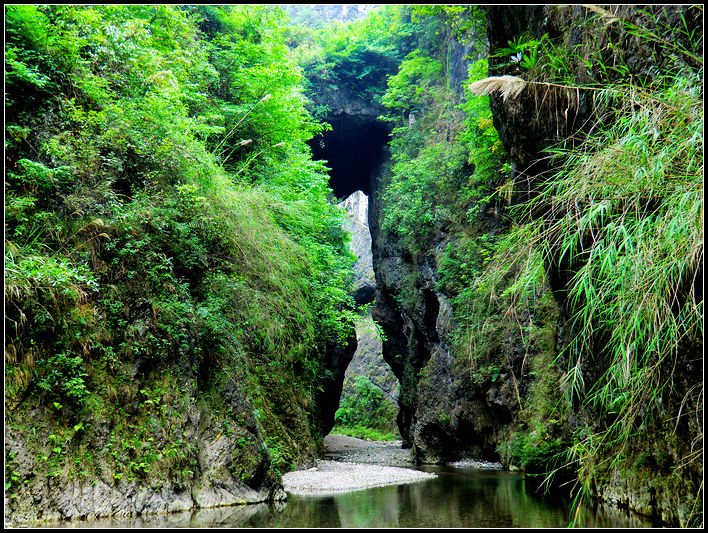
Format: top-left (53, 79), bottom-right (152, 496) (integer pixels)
top-left (339, 190), bottom-right (376, 304)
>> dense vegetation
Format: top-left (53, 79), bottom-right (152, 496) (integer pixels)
top-left (292, 5), bottom-right (403, 114)
top-left (469, 6), bottom-right (703, 518)
top-left (4, 4), bottom-right (702, 527)
top-left (5, 4), bottom-right (357, 499)
top-left (333, 375), bottom-right (399, 441)
top-left (372, 4), bottom-right (702, 526)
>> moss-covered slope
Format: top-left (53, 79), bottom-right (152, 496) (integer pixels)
top-left (5, 5), bottom-right (356, 524)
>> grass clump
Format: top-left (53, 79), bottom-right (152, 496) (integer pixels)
top-left (330, 425), bottom-right (399, 442)
top-left (487, 69), bottom-right (703, 524)
top-left (537, 71), bottom-right (702, 445)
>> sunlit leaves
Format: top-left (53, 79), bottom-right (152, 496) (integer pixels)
top-left (381, 51), bottom-right (443, 115)
top-left (5, 4), bottom-right (355, 424)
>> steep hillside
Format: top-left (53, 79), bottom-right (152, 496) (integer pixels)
top-left (483, 5), bottom-right (703, 525)
top-left (5, 5), bottom-right (356, 523)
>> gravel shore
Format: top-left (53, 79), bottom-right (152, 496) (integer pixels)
top-left (282, 435), bottom-right (435, 495)
top-left (282, 459), bottom-right (436, 496)
top-left (322, 434), bottom-right (414, 466)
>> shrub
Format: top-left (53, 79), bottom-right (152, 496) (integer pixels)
top-left (335, 376), bottom-right (398, 435)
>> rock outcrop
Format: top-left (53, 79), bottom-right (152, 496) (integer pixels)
top-left (340, 190), bottom-right (376, 305)
top-left (338, 191), bottom-right (397, 431)
top-left (318, 332), bottom-right (359, 436)
top-left (4, 379), bottom-right (288, 525)
top-left (369, 210), bottom-right (527, 459)
top-left (367, 4), bottom-right (701, 527)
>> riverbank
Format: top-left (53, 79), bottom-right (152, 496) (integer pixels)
top-left (282, 460), bottom-right (436, 496)
top-left (282, 434), bottom-right (505, 496)
top-left (322, 433), bottom-right (503, 469)
top-left (282, 434), bottom-right (435, 495)
top-left (322, 434), bottom-right (413, 465)
top-left (19, 434), bottom-right (655, 528)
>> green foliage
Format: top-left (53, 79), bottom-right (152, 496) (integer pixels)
top-left (330, 425), bottom-right (399, 442)
top-left (458, 59), bottom-right (512, 217)
top-left (488, 10), bottom-right (703, 518)
top-left (291, 6), bottom-right (413, 106)
top-left (437, 236), bottom-right (493, 296)
top-left (262, 436), bottom-right (295, 477)
top-left (491, 34), bottom-right (544, 71)
top-left (334, 376), bottom-right (398, 436)
top-left (379, 42), bottom-right (510, 249)
top-left (490, 31), bottom-right (585, 83)
top-left (36, 352), bottom-right (89, 404)
top-left (532, 73), bottom-right (703, 453)
top-left (381, 51), bottom-right (443, 115)
top-left (381, 141), bottom-right (469, 248)
top-left (5, 4), bottom-right (358, 493)
top-left (504, 429), bottom-right (567, 478)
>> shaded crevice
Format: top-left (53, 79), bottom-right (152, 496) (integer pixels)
top-left (309, 113), bottom-right (390, 198)
top-left (423, 289), bottom-right (440, 344)
top-left (318, 333), bottom-right (358, 436)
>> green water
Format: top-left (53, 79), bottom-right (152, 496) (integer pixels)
top-left (44, 465), bottom-right (654, 528)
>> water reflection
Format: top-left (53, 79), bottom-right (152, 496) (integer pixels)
top-left (43, 466), bottom-right (653, 528)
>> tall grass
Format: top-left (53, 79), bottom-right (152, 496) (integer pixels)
top-left (487, 70), bottom-right (704, 520)
top-left (538, 72), bottom-right (702, 427)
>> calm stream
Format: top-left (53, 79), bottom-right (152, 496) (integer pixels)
top-left (45, 465), bottom-right (654, 528)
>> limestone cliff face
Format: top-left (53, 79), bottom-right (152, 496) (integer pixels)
top-left (339, 191), bottom-right (397, 430)
top-left (370, 205), bottom-right (529, 460)
top-left (368, 4), bottom-right (701, 526)
top-left (6, 336), bottom-right (357, 526)
top-left (339, 190), bottom-right (376, 305)
top-left (5, 376), bottom-right (288, 524)
top-left (318, 330), bottom-right (358, 436)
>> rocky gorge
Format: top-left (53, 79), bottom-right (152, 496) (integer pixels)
top-left (4, 4), bottom-right (702, 528)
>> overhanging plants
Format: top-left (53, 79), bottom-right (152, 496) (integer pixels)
top-left (490, 68), bottom-right (703, 524)
top-left (537, 71), bottom-right (703, 420)
top-left (473, 8), bottom-right (702, 524)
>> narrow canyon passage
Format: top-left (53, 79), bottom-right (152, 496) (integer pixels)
top-left (311, 109), bottom-right (400, 438)
top-left (337, 191), bottom-right (399, 437)
top-left (5, 5), bottom-right (701, 528)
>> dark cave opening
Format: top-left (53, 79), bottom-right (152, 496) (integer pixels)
top-left (309, 113), bottom-right (390, 199)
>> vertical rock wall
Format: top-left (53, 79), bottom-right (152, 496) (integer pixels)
top-left (368, 26), bottom-right (523, 460)
top-left (338, 191), bottom-right (398, 433)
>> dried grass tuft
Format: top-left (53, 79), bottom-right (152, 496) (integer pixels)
top-left (469, 76), bottom-right (527, 101)
top-left (582, 5), bottom-right (620, 24)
